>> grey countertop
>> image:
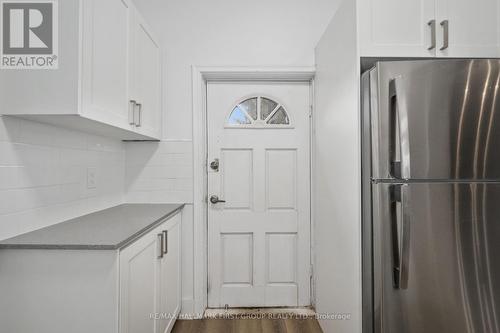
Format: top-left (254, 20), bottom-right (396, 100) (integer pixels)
top-left (0, 204), bottom-right (184, 250)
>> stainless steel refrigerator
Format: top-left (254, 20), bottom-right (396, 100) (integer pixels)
top-left (362, 59), bottom-right (500, 333)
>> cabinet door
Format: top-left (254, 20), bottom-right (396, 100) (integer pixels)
top-left (158, 214), bottom-right (182, 333)
top-left (358, 0), bottom-right (436, 57)
top-left (130, 12), bottom-right (162, 138)
top-left (119, 226), bottom-right (163, 333)
top-left (436, 0), bottom-right (500, 57)
top-left (81, 0), bottom-right (132, 128)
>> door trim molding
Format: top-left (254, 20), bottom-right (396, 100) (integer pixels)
top-left (191, 66), bottom-right (315, 315)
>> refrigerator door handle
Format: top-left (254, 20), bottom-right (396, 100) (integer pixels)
top-left (399, 184), bottom-right (411, 289)
top-left (389, 77), bottom-right (411, 180)
top-left (390, 184), bottom-right (411, 290)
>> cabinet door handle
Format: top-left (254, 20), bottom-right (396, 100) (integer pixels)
top-left (440, 20), bottom-right (449, 50)
top-left (129, 100), bottom-right (136, 125)
top-left (427, 20), bottom-right (436, 50)
top-left (135, 103), bottom-right (142, 127)
top-left (157, 233), bottom-right (164, 259)
top-left (162, 230), bottom-right (168, 254)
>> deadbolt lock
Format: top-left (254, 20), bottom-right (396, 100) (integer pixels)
top-left (210, 158), bottom-right (219, 172)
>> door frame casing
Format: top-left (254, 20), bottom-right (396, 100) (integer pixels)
top-left (192, 67), bottom-right (316, 315)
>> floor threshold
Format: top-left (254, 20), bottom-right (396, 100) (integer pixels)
top-left (204, 307), bottom-right (316, 318)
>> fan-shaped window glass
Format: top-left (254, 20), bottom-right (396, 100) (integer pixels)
top-left (267, 106), bottom-right (289, 124)
top-left (227, 106), bottom-right (252, 124)
top-left (239, 98), bottom-right (258, 120)
top-left (261, 98), bottom-right (278, 120)
top-left (227, 97), bottom-right (290, 127)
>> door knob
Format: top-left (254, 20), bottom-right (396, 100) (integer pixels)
top-left (210, 195), bottom-right (226, 204)
top-left (210, 158), bottom-right (219, 172)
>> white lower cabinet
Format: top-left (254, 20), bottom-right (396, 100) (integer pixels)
top-left (119, 225), bottom-right (160, 333)
top-left (159, 219), bottom-right (181, 333)
top-left (120, 213), bottom-right (181, 333)
top-left (0, 211), bottom-right (182, 333)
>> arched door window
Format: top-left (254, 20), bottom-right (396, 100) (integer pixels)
top-left (227, 96), bottom-right (290, 127)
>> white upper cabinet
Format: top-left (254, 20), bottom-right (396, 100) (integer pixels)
top-left (358, 0), bottom-right (500, 58)
top-left (129, 11), bottom-right (162, 139)
top-left (0, 0), bottom-right (161, 140)
top-left (358, 0), bottom-right (436, 57)
top-left (436, 0), bottom-right (500, 57)
top-left (81, 0), bottom-right (132, 130)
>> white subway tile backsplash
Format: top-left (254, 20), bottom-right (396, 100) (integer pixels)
top-left (0, 117), bottom-right (192, 242)
top-left (125, 190), bottom-right (192, 204)
top-left (173, 178), bottom-right (193, 191)
top-left (16, 119), bottom-right (56, 147)
top-left (0, 116), bottom-right (125, 241)
top-left (87, 135), bottom-right (124, 152)
top-left (158, 141), bottom-right (192, 154)
top-left (0, 116), bottom-right (20, 142)
top-left (125, 141), bottom-right (193, 204)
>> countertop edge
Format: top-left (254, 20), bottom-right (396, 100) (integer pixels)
top-left (0, 244), bottom-right (117, 250)
top-left (115, 204), bottom-right (185, 250)
top-left (0, 204), bottom-right (185, 251)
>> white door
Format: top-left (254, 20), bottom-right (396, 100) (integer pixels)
top-left (81, 0), bottom-right (131, 128)
top-left (436, 0), bottom-right (500, 57)
top-left (130, 11), bottom-right (162, 138)
top-left (207, 82), bottom-right (311, 308)
top-left (358, 0), bottom-right (436, 57)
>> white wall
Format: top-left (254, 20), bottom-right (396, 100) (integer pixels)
top-left (133, 0), bottom-right (341, 140)
top-left (0, 116), bottom-right (125, 241)
top-left (314, 0), bottom-right (362, 332)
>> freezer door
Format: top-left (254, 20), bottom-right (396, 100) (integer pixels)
top-left (371, 59), bottom-right (500, 180)
top-left (372, 182), bottom-right (500, 333)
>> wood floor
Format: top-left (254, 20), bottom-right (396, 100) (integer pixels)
top-left (171, 318), bottom-right (323, 333)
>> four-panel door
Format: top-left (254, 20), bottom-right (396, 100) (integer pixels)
top-left (119, 213), bottom-right (181, 333)
top-left (358, 0), bottom-right (500, 57)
